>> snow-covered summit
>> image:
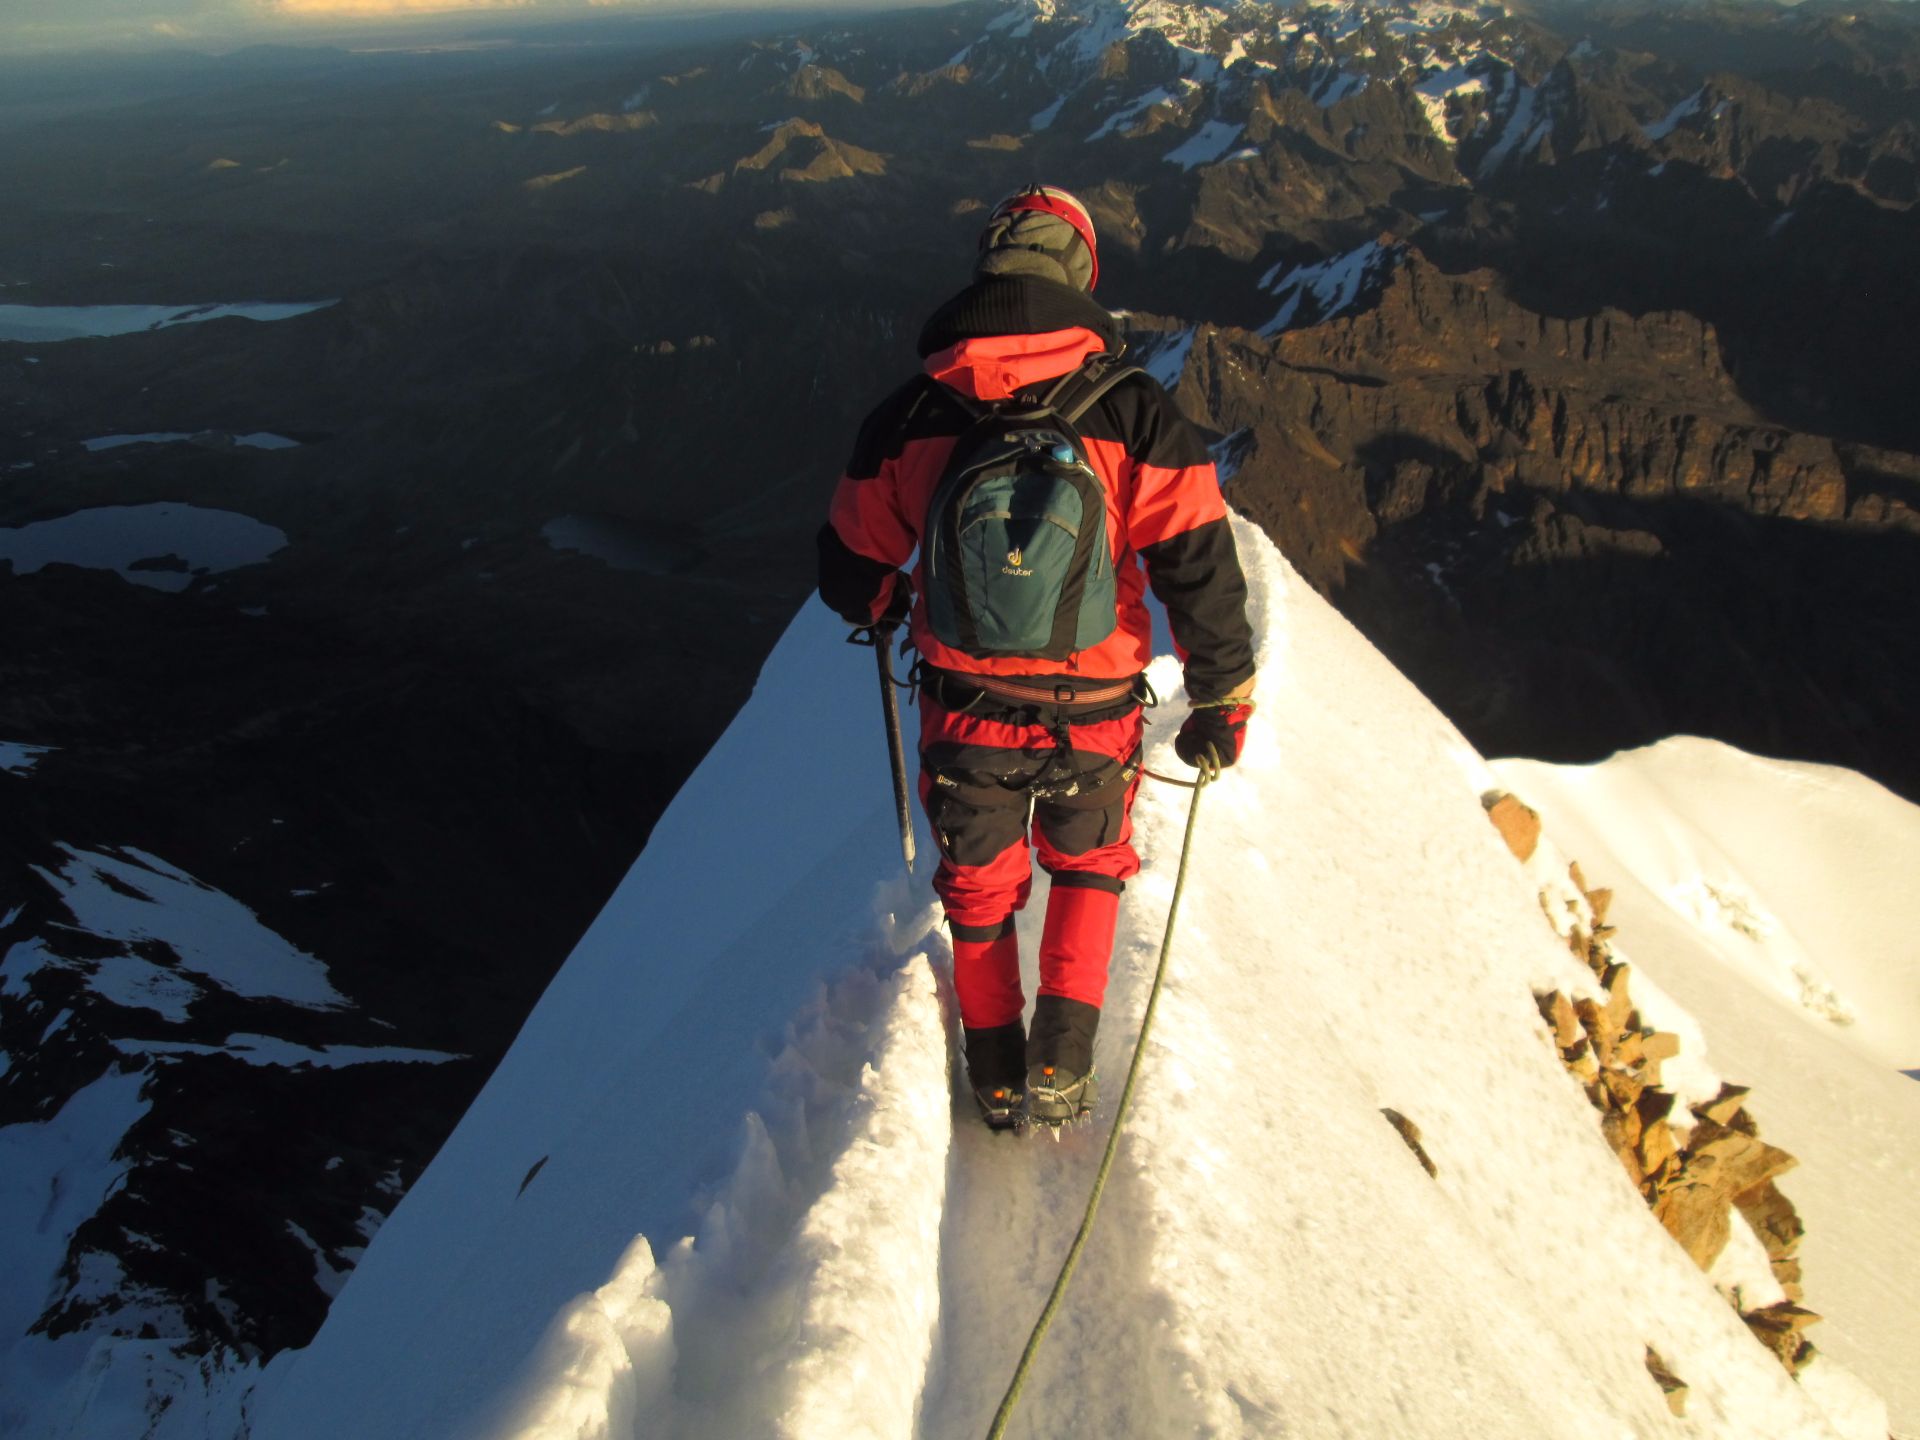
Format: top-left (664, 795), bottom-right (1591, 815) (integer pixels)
top-left (228, 517), bottom-right (1901, 1440)
top-left (969, 0), bottom-right (1547, 170)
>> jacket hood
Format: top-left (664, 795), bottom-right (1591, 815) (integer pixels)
top-left (917, 274), bottom-right (1123, 403)
top-left (924, 328), bottom-right (1111, 403)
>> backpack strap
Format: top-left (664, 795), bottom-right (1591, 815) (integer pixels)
top-left (926, 350), bottom-right (1140, 424)
top-left (1040, 352), bottom-right (1143, 427)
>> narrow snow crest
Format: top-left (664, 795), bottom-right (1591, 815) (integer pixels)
top-left (464, 956), bottom-right (951, 1440)
top-left (254, 521), bottom-right (1888, 1439)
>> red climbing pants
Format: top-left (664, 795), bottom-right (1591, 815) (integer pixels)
top-left (918, 694), bottom-right (1142, 1031)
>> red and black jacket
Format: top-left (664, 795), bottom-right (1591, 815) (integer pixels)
top-left (818, 274), bottom-right (1256, 703)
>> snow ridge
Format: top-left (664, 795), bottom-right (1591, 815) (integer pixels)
top-left (473, 961), bottom-right (950, 1440)
top-left (243, 519), bottom-right (1889, 1440)
top-left (986, 0), bottom-right (1522, 163)
top-left (1259, 239), bottom-right (1406, 334)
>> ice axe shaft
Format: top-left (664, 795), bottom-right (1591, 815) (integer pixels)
top-left (850, 625), bottom-right (915, 874)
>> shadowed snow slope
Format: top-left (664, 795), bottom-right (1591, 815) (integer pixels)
top-left (250, 519), bottom-right (1887, 1440)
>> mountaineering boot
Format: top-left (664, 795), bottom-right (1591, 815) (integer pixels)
top-left (1025, 994), bottom-right (1100, 1126)
top-left (963, 1022), bottom-right (1028, 1131)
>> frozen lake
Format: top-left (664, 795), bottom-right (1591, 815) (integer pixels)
top-left (80, 432), bottom-right (302, 453)
top-left (0, 502), bottom-right (288, 591)
top-left (0, 301), bottom-right (337, 344)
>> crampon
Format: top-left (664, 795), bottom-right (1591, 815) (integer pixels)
top-left (1024, 1065), bottom-right (1097, 1131)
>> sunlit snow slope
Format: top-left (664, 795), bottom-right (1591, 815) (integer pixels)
top-left (1495, 743), bottom-right (1920, 1430)
top-left (250, 519), bottom-right (1890, 1440)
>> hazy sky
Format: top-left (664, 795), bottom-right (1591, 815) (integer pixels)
top-left (1, 0), bottom-right (867, 52)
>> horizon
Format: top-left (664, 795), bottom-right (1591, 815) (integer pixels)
top-left (0, 0), bottom-right (950, 58)
top-left (7, 0), bottom-right (1917, 62)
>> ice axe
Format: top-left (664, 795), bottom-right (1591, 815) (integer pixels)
top-left (848, 623), bottom-right (915, 875)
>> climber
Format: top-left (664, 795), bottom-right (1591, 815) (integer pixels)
top-left (818, 183), bottom-right (1257, 1127)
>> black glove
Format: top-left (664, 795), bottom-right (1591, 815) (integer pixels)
top-left (876, 571), bottom-right (914, 631)
top-left (1174, 702), bottom-right (1253, 770)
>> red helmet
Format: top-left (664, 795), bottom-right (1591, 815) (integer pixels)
top-left (987, 184), bottom-right (1099, 290)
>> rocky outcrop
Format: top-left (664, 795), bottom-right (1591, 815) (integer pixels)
top-left (530, 112), bottom-right (658, 137)
top-left (1485, 800), bottom-right (1822, 1379)
top-left (698, 118), bottom-right (886, 191)
top-left (1215, 252), bottom-right (1875, 527)
top-left (786, 64), bottom-right (865, 104)
top-left (1193, 252), bottom-right (1920, 804)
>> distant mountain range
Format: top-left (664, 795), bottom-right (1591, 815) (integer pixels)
top-left (1, 0), bottom-right (1915, 1418)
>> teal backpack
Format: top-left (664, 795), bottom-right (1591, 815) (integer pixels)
top-left (923, 356), bottom-right (1140, 661)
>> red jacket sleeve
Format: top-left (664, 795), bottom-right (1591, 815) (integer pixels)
top-left (818, 381), bottom-right (926, 626)
top-left (1111, 379), bottom-right (1257, 701)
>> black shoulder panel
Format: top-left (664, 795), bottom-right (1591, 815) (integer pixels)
top-left (1074, 372), bottom-right (1214, 470)
top-left (1138, 517), bottom-right (1257, 702)
top-left (843, 375), bottom-right (967, 480)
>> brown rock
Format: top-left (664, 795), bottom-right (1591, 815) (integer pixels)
top-left (1653, 1121), bottom-right (1799, 1268)
top-left (1687, 1121), bottom-right (1798, 1194)
top-left (1484, 792), bottom-right (1542, 862)
top-left (1569, 860), bottom-right (1589, 894)
top-left (1601, 1069), bottom-right (1644, 1115)
top-left (1644, 1347), bottom-right (1689, 1418)
top-left (1771, 1257), bottom-right (1806, 1303)
top-left (1734, 1180), bottom-right (1806, 1259)
top-left (1587, 887), bottom-right (1614, 925)
top-left (1743, 1303), bottom-right (1821, 1373)
top-left (1540, 991), bottom-right (1581, 1051)
top-left (1637, 1087), bottom-right (1677, 1126)
top-left (1652, 1178), bottom-right (1732, 1269)
top-left (1694, 1083), bottom-right (1752, 1126)
top-left (1643, 1032), bottom-right (1681, 1063)
top-left (1568, 1041), bottom-right (1599, 1083)
top-left (1574, 996), bottom-right (1607, 1042)
top-left (1643, 1154), bottom-right (1684, 1195)
top-left (1381, 1108), bottom-right (1438, 1178)
top-left (1603, 1113), bottom-right (1645, 1184)
top-left (1637, 1117), bottom-right (1678, 1178)
top-left (1612, 1029), bottom-right (1648, 1071)
top-left (1601, 963), bottom-right (1635, 1031)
